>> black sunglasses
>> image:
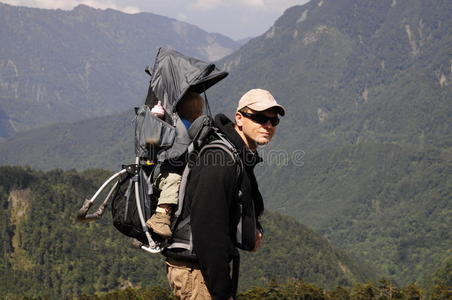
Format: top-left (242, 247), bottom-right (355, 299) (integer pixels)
top-left (239, 111), bottom-right (280, 126)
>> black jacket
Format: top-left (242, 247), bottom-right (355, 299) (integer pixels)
top-left (182, 114), bottom-right (264, 299)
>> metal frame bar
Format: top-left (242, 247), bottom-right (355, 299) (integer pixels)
top-left (133, 157), bottom-right (162, 253)
top-left (77, 169), bottom-right (126, 222)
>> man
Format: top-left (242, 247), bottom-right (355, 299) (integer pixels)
top-left (165, 89), bottom-right (285, 300)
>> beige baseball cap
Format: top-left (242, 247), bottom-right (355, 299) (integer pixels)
top-left (237, 89), bottom-right (285, 116)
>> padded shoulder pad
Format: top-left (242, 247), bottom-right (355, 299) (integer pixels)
top-left (188, 115), bottom-right (213, 139)
top-left (200, 141), bottom-right (236, 162)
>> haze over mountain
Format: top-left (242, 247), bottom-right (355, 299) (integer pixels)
top-left (0, 0), bottom-right (451, 289)
top-left (0, 2), bottom-right (239, 136)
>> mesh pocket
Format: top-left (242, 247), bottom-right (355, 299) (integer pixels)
top-left (135, 105), bottom-right (176, 157)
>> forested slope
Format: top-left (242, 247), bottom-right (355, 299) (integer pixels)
top-left (0, 166), bottom-right (370, 299)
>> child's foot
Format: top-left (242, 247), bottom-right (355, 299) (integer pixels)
top-left (146, 207), bottom-right (172, 238)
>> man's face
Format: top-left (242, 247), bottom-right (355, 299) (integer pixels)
top-left (235, 108), bottom-right (278, 149)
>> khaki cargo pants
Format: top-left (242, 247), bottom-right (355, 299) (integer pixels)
top-left (157, 171), bottom-right (182, 206)
top-left (166, 260), bottom-right (212, 300)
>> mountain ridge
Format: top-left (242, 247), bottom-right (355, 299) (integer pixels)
top-left (0, 2), bottom-right (239, 136)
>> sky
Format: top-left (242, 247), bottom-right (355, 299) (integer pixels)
top-left (0, 0), bottom-right (310, 40)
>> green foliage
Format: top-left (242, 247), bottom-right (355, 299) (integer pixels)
top-left (75, 279), bottom-right (433, 300)
top-left (235, 279), bottom-right (424, 300)
top-left (0, 166), bottom-right (369, 299)
top-left (238, 280), bottom-right (327, 300)
top-left (429, 257), bottom-right (452, 300)
top-left (259, 142), bottom-right (452, 285)
top-left (239, 211), bottom-right (372, 290)
top-left (78, 286), bottom-right (174, 300)
top-left (0, 166), bottom-right (168, 299)
top-left (432, 257), bottom-right (452, 287)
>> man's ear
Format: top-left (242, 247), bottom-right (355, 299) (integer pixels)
top-left (235, 112), bottom-right (244, 128)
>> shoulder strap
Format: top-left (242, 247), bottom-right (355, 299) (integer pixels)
top-left (200, 132), bottom-right (244, 184)
top-left (166, 132), bottom-right (243, 252)
top-left (173, 134), bottom-right (242, 222)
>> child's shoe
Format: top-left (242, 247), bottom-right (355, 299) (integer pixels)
top-left (146, 207), bottom-right (172, 238)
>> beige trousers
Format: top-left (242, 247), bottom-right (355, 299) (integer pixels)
top-left (166, 261), bottom-right (212, 300)
top-left (157, 171), bottom-right (182, 206)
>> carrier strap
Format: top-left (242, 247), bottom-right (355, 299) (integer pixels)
top-left (168, 135), bottom-right (242, 250)
top-left (231, 253), bottom-right (240, 297)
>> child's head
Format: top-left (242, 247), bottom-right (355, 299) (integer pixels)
top-left (177, 91), bottom-right (204, 122)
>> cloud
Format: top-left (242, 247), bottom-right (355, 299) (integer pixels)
top-left (81, 0), bottom-right (140, 13)
top-left (176, 12), bottom-right (189, 22)
top-left (189, 0), bottom-right (222, 10)
top-left (243, 0), bottom-right (265, 7)
top-left (1, 0), bottom-right (310, 39)
top-left (1, 0), bottom-right (140, 14)
top-left (188, 0), bottom-right (266, 11)
top-left (187, 0), bottom-right (289, 13)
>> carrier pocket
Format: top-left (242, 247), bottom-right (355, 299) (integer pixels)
top-left (135, 105), bottom-right (176, 158)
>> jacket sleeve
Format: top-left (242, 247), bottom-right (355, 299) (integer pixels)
top-left (189, 148), bottom-right (237, 300)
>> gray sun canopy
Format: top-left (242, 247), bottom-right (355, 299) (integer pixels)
top-left (144, 47), bottom-right (228, 113)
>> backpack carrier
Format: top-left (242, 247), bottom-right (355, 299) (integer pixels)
top-left (77, 47), bottom-right (231, 253)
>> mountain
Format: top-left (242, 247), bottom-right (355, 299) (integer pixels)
top-left (0, 166), bottom-right (371, 298)
top-left (0, 0), bottom-right (451, 287)
top-left (0, 111), bottom-right (134, 171)
top-left (214, 0), bottom-right (451, 143)
top-left (236, 36), bottom-right (253, 46)
top-left (212, 0), bottom-right (452, 285)
top-left (0, 3), bottom-right (239, 136)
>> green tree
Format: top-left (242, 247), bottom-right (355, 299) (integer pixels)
top-left (430, 257), bottom-right (452, 300)
top-left (401, 284), bottom-right (422, 300)
top-left (377, 279), bottom-right (403, 300)
top-left (351, 283), bottom-right (378, 300)
top-left (327, 286), bottom-right (351, 300)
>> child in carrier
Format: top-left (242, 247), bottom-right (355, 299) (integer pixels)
top-left (146, 91), bottom-right (204, 238)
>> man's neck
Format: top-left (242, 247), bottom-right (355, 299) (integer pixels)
top-left (234, 125), bottom-right (257, 151)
